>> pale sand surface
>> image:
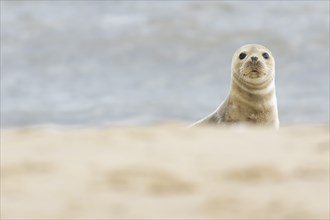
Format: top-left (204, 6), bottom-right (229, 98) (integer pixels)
top-left (1, 125), bottom-right (329, 219)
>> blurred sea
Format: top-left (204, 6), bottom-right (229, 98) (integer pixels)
top-left (1, 1), bottom-right (329, 128)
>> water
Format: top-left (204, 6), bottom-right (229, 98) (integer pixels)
top-left (1, 1), bottom-right (329, 128)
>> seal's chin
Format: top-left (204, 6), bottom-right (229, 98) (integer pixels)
top-left (246, 70), bottom-right (265, 79)
top-left (239, 70), bottom-right (269, 85)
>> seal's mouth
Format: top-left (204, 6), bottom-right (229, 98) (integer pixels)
top-left (242, 62), bottom-right (266, 79)
top-left (246, 71), bottom-right (263, 79)
top-left (242, 68), bottom-right (263, 78)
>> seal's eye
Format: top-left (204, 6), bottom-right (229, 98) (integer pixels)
top-left (262, 52), bottom-right (269, 59)
top-left (239, 53), bottom-right (246, 60)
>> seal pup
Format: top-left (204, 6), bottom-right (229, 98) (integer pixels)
top-left (191, 44), bottom-right (279, 128)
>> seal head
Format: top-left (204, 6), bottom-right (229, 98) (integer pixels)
top-left (232, 44), bottom-right (275, 87)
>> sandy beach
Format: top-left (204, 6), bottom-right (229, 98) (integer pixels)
top-left (1, 124), bottom-right (329, 219)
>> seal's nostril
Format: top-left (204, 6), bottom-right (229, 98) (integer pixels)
top-left (251, 56), bottom-right (258, 62)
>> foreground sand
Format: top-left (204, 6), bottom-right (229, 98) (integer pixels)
top-left (1, 124), bottom-right (329, 219)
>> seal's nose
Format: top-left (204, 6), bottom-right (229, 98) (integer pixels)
top-left (251, 56), bottom-right (258, 62)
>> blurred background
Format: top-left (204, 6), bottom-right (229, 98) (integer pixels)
top-left (1, 1), bottom-right (329, 128)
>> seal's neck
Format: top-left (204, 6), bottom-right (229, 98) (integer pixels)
top-left (230, 74), bottom-right (276, 104)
